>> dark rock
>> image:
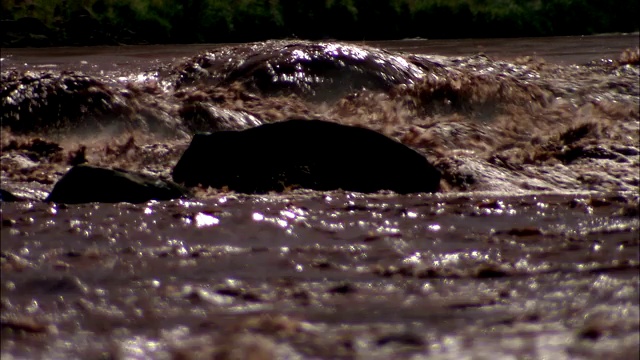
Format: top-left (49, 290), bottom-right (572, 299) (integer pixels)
top-left (215, 287), bottom-right (262, 302)
top-left (0, 189), bottom-right (20, 202)
top-left (558, 145), bottom-right (621, 164)
top-left (172, 119), bottom-right (441, 194)
top-left (475, 267), bottom-right (509, 278)
top-left (577, 326), bottom-right (603, 341)
top-left (1, 70), bottom-right (179, 135)
top-left (328, 283), bottom-right (357, 295)
top-left (505, 227), bottom-right (542, 236)
top-left (23, 275), bottom-right (88, 295)
top-left (376, 332), bottom-right (426, 347)
top-left (46, 164), bottom-right (190, 204)
top-left (67, 146), bottom-right (88, 166)
top-left (1, 317), bottom-right (52, 334)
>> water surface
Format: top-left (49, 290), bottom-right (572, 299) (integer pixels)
top-left (1, 35), bottom-right (639, 359)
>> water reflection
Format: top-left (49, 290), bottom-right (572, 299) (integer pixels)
top-left (194, 212), bottom-right (219, 227)
top-left (1, 192), bottom-right (638, 358)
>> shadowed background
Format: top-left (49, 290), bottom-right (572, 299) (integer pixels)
top-left (1, 0), bottom-right (639, 47)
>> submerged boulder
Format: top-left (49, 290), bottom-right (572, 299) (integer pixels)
top-left (46, 165), bottom-right (189, 204)
top-left (0, 70), bottom-right (180, 135)
top-left (1, 71), bottom-right (130, 134)
top-left (172, 40), bottom-right (432, 102)
top-left (172, 119), bottom-right (441, 194)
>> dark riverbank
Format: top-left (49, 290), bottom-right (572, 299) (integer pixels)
top-left (2, 0), bottom-right (639, 47)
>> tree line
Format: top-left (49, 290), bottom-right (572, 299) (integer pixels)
top-left (2, 0), bottom-right (638, 46)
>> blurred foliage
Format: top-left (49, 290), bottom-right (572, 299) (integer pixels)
top-left (1, 0), bottom-right (639, 45)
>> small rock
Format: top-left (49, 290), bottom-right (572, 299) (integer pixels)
top-left (23, 275), bottom-right (88, 295)
top-left (46, 164), bottom-right (190, 204)
top-left (328, 283), bottom-right (357, 295)
top-left (1, 218), bottom-right (16, 227)
top-left (1, 316), bottom-right (56, 334)
top-left (0, 189), bottom-right (20, 202)
top-left (376, 332), bottom-right (426, 347)
top-left (505, 227), bottom-right (542, 236)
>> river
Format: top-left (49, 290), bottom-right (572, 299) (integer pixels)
top-left (1, 34), bottom-right (639, 359)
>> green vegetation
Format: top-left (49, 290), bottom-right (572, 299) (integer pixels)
top-left (2, 0), bottom-right (638, 46)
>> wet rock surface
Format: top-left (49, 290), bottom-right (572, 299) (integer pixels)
top-left (46, 164), bottom-right (189, 204)
top-left (0, 70), bottom-right (197, 138)
top-left (172, 119), bottom-right (441, 194)
top-left (1, 70), bottom-right (134, 134)
top-left (171, 40), bottom-right (431, 101)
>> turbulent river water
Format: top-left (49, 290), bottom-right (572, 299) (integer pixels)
top-left (1, 34), bottom-right (639, 359)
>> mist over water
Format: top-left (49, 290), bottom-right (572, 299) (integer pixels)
top-left (1, 35), bottom-right (639, 359)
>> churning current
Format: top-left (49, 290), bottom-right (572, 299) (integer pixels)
top-left (1, 35), bottom-right (639, 359)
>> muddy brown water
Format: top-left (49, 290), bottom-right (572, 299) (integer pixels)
top-left (1, 35), bottom-right (639, 359)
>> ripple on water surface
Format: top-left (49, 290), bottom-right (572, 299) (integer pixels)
top-left (1, 192), bottom-right (638, 358)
